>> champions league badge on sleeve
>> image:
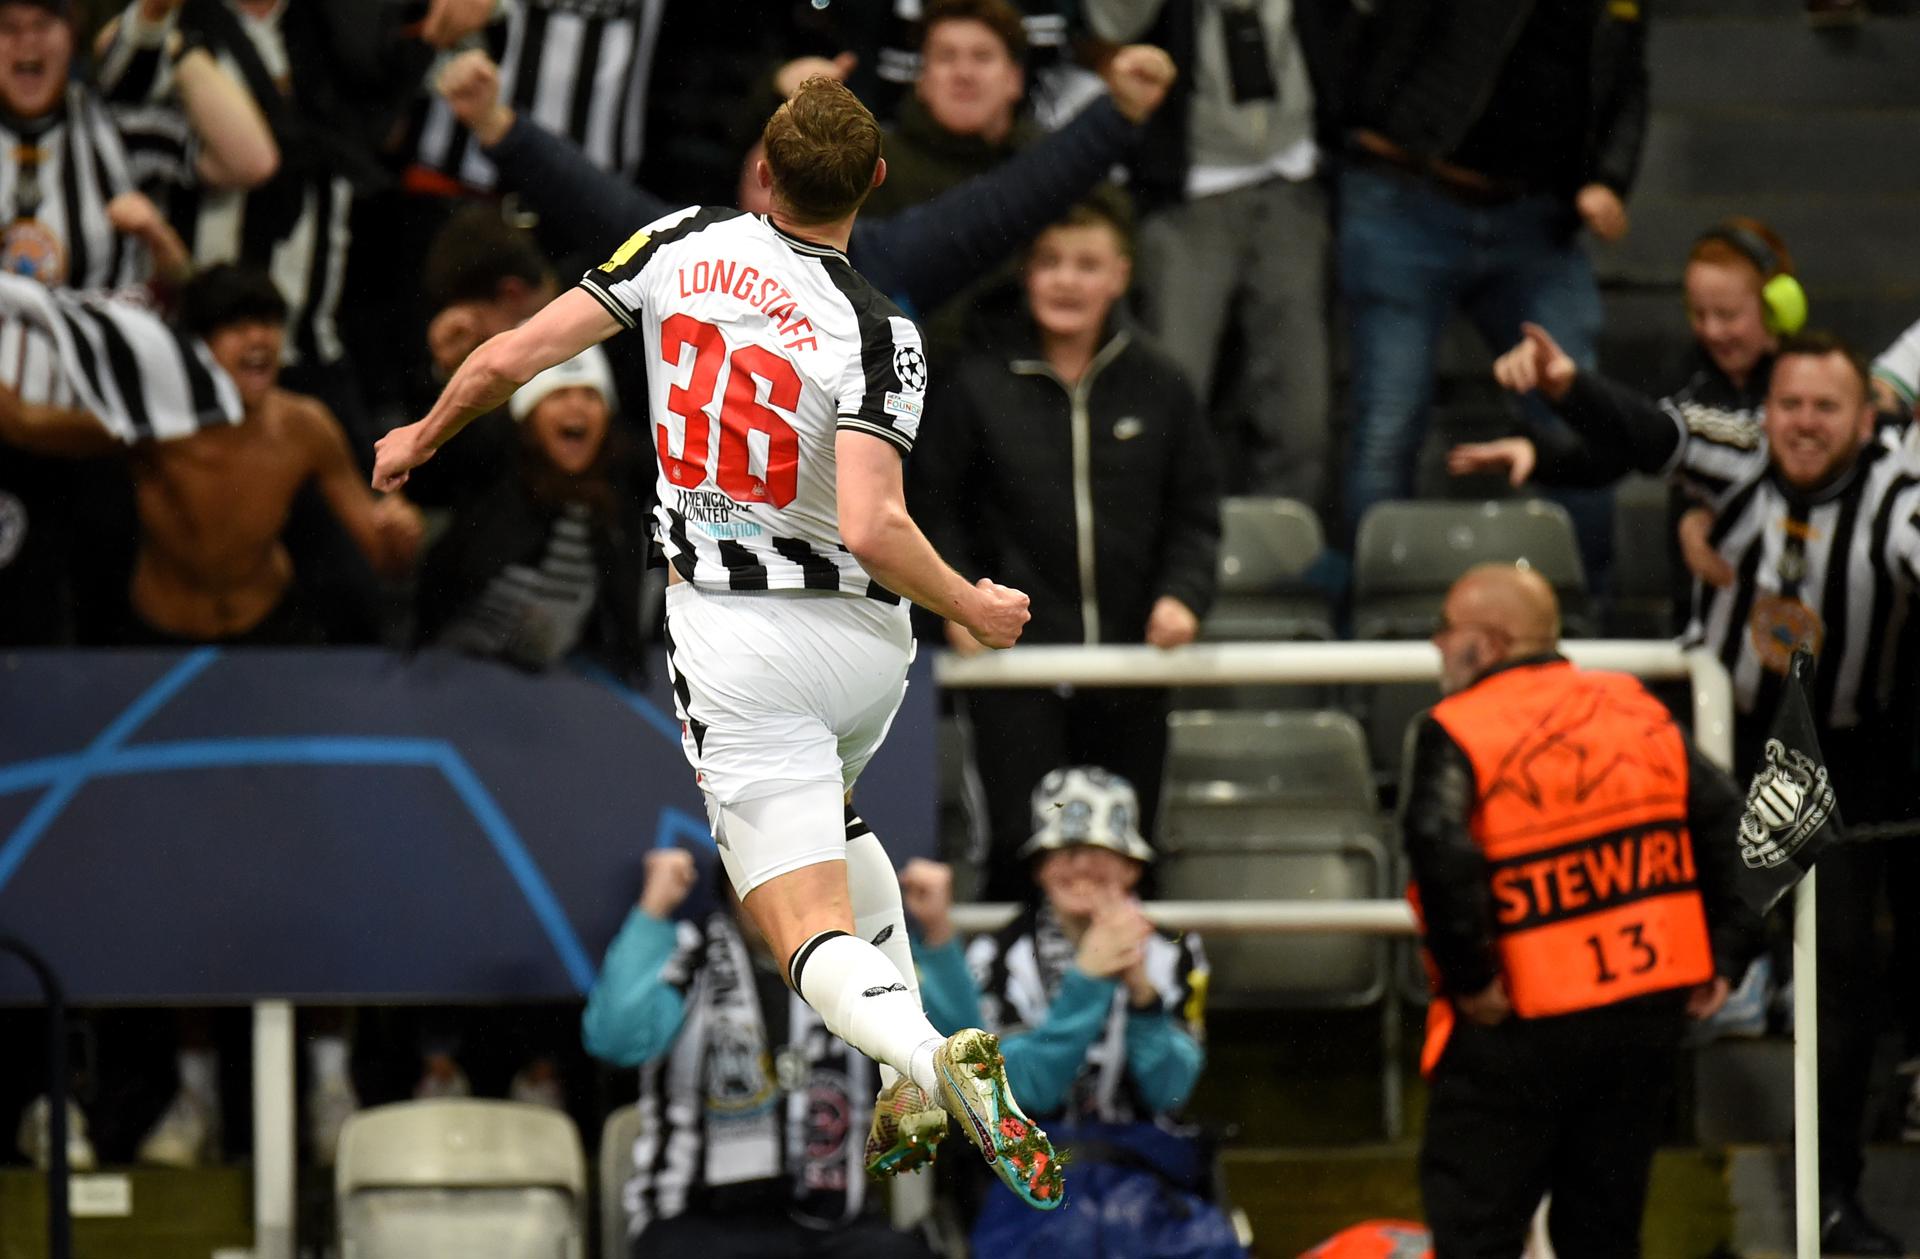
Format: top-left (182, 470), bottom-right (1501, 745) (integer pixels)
top-left (1732, 649), bottom-right (1843, 915)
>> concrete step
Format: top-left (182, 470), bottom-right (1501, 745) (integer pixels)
top-left (1661, 0), bottom-right (1920, 17)
top-left (1593, 193), bottom-right (1920, 294)
top-left (1633, 110), bottom-right (1920, 200)
top-left (1728, 1145), bottom-right (1920, 1257)
top-left (1649, 18), bottom-right (1920, 109)
top-left (1220, 1146), bottom-right (1735, 1259)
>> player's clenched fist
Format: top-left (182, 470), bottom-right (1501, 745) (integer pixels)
top-left (372, 422), bottom-right (434, 493)
top-left (639, 848), bottom-right (698, 920)
top-left (965, 578), bottom-right (1030, 650)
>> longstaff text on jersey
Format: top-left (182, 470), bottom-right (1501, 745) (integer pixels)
top-left (579, 206), bottom-right (927, 601)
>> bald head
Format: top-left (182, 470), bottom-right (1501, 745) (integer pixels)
top-left (1434, 564), bottom-right (1562, 694)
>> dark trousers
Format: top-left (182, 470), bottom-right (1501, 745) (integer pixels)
top-left (1337, 164), bottom-right (1613, 588)
top-left (1816, 838), bottom-right (1920, 1196)
top-left (1420, 1002), bottom-right (1685, 1259)
top-left (634, 1211), bottom-right (935, 1259)
top-left (958, 686), bottom-right (1170, 901)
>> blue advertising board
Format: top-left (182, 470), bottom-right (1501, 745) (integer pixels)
top-left (0, 648), bottom-right (936, 1003)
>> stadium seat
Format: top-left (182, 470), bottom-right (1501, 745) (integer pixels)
top-left (1607, 474), bottom-right (1678, 638)
top-left (1350, 500), bottom-right (1591, 788)
top-left (1188, 498), bottom-right (1335, 710)
top-left (598, 1104), bottom-right (643, 1259)
top-left (1163, 710), bottom-right (1375, 814)
top-left (1352, 499), bottom-right (1591, 639)
top-left (1159, 708), bottom-right (1388, 1009)
top-left (336, 1100), bottom-right (587, 1259)
top-left (1202, 497), bottom-right (1333, 642)
top-left (1156, 807), bottom-right (1389, 1010)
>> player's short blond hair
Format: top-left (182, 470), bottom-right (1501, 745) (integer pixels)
top-left (761, 77), bottom-right (883, 226)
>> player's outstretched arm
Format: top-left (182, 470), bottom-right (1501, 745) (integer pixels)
top-left (836, 430), bottom-right (1030, 649)
top-left (372, 288), bottom-right (621, 492)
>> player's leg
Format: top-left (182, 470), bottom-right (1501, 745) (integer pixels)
top-left (837, 654), bottom-right (1062, 1209)
top-left (716, 783), bottom-right (948, 1097)
top-left (844, 805), bottom-right (950, 1175)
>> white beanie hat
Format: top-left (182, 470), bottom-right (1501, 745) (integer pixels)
top-left (509, 345), bottom-right (617, 421)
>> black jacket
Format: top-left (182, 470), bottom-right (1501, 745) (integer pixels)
top-left (413, 439), bottom-right (653, 683)
top-left (1349, 0), bottom-right (1650, 198)
top-left (481, 96), bottom-right (1141, 318)
top-left (909, 319), bottom-right (1220, 645)
top-left (1400, 655), bottom-right (1764, 1001)
top-left (1528, 351), bottom-right (1772, 488)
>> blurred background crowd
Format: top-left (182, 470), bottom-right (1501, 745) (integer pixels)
top-left (1, 0), bottom-right (1919, 1255)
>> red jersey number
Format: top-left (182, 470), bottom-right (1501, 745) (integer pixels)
top-left (657, 313), bottom-right (802, 507)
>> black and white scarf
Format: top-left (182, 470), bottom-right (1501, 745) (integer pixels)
top-left (0, 272), bottom-right (241, 442)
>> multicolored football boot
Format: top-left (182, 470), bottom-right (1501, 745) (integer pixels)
top-left (864, 1078), bottom-right (948, 1178)
top-left (932, 1027), bottom-right (1064, 1209)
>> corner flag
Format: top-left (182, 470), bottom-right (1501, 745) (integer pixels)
top-left (1733, 649), bottom-right (1843, 916)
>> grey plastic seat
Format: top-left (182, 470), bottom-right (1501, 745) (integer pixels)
top-left (1351, 499), bottom-right (1590, 785)
top-left (599, 1104), bottom-right (644, 1259)
top-left (1608, 474), bottom-right (1676, 638)
top-left (1202, 496), bottom-right (1333, 642)
top-left (1352, 499), bottom-right (1592, 639)
top-left (1188, 497), bottom-right (1335, 709)
top-left (1163, 710), bottom-right (1374, 814)
top-left (1155, 806), bottom-right (1388, 1010)
top-left (337, 1100), bottom-right (586, 1259)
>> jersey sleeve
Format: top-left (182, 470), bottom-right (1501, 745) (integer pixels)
top-left (574, 204), bottom-right (712, 330)
top-left (1874, 316), bottom-right (1920, 408)
top-left (835, 310), bottom-right (927, 455)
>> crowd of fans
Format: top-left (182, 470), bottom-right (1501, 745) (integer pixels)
top-left (2, 0), bottom-right (1919, 1254)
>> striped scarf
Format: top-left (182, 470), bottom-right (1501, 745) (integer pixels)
top-left (0, 273), bottom-right (241, 442)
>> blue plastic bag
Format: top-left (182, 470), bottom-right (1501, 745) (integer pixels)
top-left (968, 1122), bottom-right (1245, 1259)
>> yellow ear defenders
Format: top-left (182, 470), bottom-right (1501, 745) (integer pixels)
top-left (1695, 223), bottom-right (1809, 336)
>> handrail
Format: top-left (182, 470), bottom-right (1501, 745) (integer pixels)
top-left (934, 640), bottom-right (1734, 771)
top-left (0, 934), bottom-right (70, 1259)
top-left (948, 899), bottom-right (1417, 936)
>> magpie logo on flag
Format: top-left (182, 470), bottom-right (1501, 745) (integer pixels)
top-left (1731, 648), bottom-right (1843, 915)
top-left (1738, 738), bottom-right (1834, 870)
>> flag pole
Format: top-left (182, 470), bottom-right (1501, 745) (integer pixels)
top-left (1793, 869), bottom-right (1819, 1259)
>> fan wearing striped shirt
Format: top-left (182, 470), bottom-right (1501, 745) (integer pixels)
top-left (0, 263), bottom-right (421, 643)
top-left (376, 78), bottom-right (1073, 1211)
top-left (0, 0), bottom-right (276, 292)
top-left (1468, 325), bottom-right (1920, 1258)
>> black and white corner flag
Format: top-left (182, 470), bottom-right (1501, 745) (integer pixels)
top-left (1734, 649), bottom-right (1844, 916)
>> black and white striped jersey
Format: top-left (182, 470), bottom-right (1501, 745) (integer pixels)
top-left (95, 5), bottom-right (354, 370)
top-left (0, 272), bottom-right (242, 443)
top-left (413, 0), bottom-right (666, 191)
top-left (578, 206), bottom-right (928, 600)
top-left (967, 902), bottom-right (1207, 1124)
top-left (0, 86), bottom-right (162, 292)
top-left (1664, 412), bottom-right (1920, 730)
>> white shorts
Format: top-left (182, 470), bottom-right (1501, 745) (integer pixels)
top-left (663, 582), bottom-right (913, 891)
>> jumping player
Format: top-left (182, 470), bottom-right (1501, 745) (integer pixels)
top-left (371, 79), bottom-right (1064, 1208)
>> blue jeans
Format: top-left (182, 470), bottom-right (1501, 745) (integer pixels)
top-left (1338, 165), bottom-right (1612, 588)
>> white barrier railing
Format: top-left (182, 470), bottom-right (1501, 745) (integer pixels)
top-left (934, 640), bottom-right (1823, 1255)
top-left (949, 899), bottom-right (1418, 936)
top-left (935, 639), bottom-right (1733, 769)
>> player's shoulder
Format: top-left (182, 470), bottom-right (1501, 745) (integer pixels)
top-left (622, 205), bottom-right (750, 255)
top-left (816, 252), bottom-right (912, 329)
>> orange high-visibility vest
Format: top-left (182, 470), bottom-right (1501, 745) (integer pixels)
top-left (1415, 660), bottom-right (1714, 1068)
